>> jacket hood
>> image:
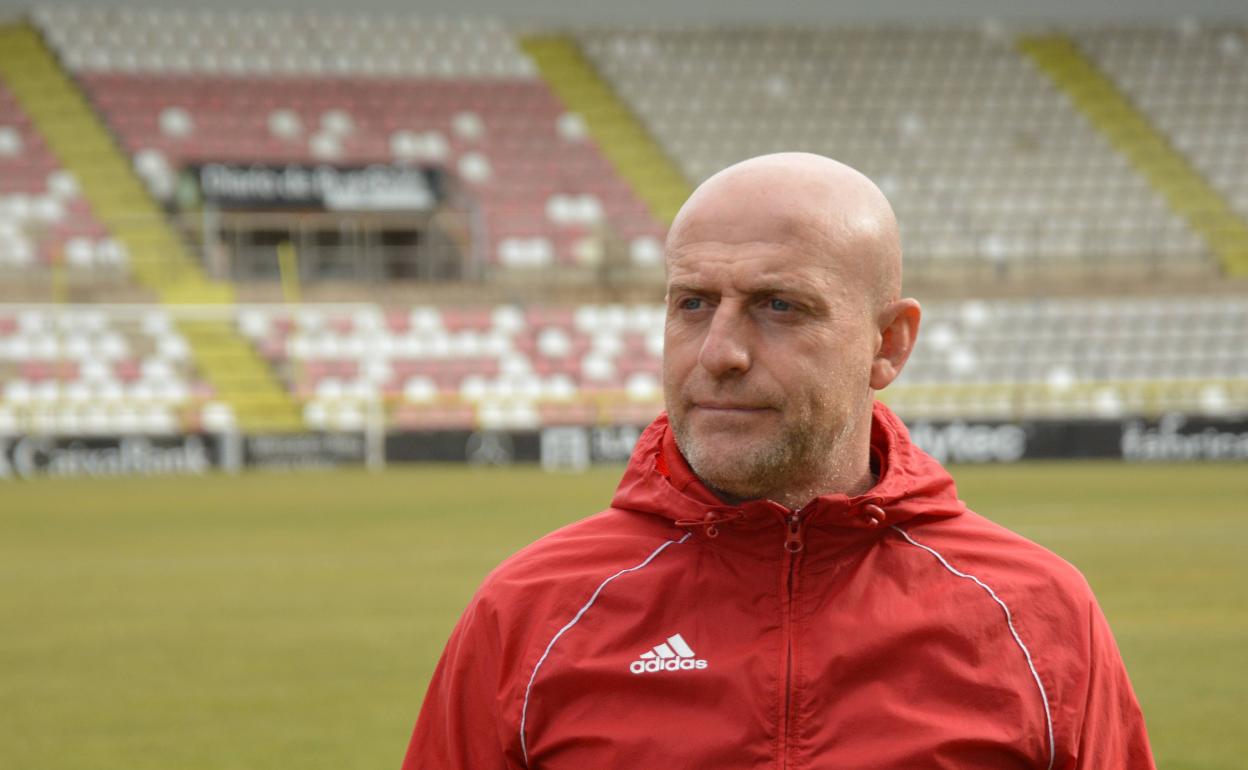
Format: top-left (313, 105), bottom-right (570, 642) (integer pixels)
top-left (611, 400), bottom-right (965, 535)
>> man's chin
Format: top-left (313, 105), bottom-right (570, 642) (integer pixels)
top-left (682, 440), bottom-right (783, 499)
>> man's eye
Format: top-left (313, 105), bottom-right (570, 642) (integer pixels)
top-left (768, 298), bottom-right (792, 312)
top-left (678, 297), bottom-right (703, 311)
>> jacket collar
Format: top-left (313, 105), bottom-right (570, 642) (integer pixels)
top-left (611, 401), bottom-right (964, 538)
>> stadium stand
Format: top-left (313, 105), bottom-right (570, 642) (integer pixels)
top-left (226, 296), bottom-right (1248, 430)
top-left (18, 296), bottom-right (1242, 437)
top-left (1073, 25), bottom-right (1248, 274)
top-left (1078, 25), bottom-right (1248, 221)
top-left (888, 294), bottom-right (1248, 419)
top-left (577, 26), bottom-right (1214, 281)
top-left (0, 305), bottom-right (218, 435)
top-left (235, 302), bottom-right (665, 431)
top-left (31, 6), bottom-right (667, 277)
top-left (0, 8), bottom-right (1244, 444)
top-left (520, 37), bottom-right (693, 227)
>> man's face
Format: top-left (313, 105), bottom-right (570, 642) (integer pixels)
top-left (662, 216), bottom-right (879, 503)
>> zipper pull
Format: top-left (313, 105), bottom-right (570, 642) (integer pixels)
top-left (784, 513), bottom-right (803, 553)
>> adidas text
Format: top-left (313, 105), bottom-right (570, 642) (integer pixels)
top-left (630, 658), bottom-right (709, 674)
top-left (629, 633), bottom-right (708, 674)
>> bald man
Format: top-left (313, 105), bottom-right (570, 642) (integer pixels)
top-left (403, 154), bottom-right (1155, 770)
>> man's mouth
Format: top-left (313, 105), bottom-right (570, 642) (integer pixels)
top-left (692, 402), bottom-right (771, 412)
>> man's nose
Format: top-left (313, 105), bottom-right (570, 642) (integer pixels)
top-left (698, 303), bottom-right (751, 376)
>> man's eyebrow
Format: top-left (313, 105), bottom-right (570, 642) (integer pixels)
top-left (744, 284), bottom-right (820, 299)
top-left (668, 280), bottom-right (822, 300)
top-left (666, 281), bottom-right (709, 296)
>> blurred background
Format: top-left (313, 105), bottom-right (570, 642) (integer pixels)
top-left (0, 0), bottom-right (1245, 768)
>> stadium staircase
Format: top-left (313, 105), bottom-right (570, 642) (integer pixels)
top-left (521, 36), bottom-right (691, 225)
top-left (0, 23), bottom-right (303, 433)
top-left (1020, 35), bottom-right (1248, 277)
top-left (178, 318), bottom-right (304, 433)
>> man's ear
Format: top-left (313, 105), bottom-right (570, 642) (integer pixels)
top-left (870, 298), bottom-right (921, 390)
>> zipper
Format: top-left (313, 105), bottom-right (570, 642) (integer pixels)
top-left (779, 512), bottom-right (805, 769)
top-left (784, 513), bottom-right (804, 554)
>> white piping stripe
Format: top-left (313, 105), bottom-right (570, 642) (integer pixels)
top-left (890, 525), bottom-right (1056, 770)
top-left (519, 532), bottom-right (691, 766)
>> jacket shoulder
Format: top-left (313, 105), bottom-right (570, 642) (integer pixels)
top-left (467, 507), bottom-right (691, 649)
top-left (446, 509), bottom-right (691, 728)
top-left (482, 507), bottom-right (687, 599)
top-left (889, 510), bottom-right (1101, 696)
top-left (895, 508), bottom-right (1095, 615)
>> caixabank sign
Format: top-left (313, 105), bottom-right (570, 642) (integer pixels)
top-left (0, 433), bottom-right (368, 479)
top-left (0, 435), bottom-right (218, 480)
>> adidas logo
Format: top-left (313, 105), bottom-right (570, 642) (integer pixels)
top-left (628, 633), bottom-right (709, 674)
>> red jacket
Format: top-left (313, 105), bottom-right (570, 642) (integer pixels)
top-left (404, 402), bottom-right (1154, 769)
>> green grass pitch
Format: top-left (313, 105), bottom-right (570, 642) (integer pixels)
top-left (2, 461), bottom-right (1244, 769)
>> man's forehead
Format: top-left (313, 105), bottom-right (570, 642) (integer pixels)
top-left (669, 194), bottom-right (839, 253)
top-left (665, 196), bottom-right (856, 274)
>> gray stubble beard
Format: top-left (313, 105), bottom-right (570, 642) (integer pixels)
top-left (672, 400), bottom-right (853, 507)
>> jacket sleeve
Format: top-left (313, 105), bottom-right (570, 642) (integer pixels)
top-left (401, 591), bottom-right (519, 770)
top-left (1069, 598), bottom-right (1156, 770)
